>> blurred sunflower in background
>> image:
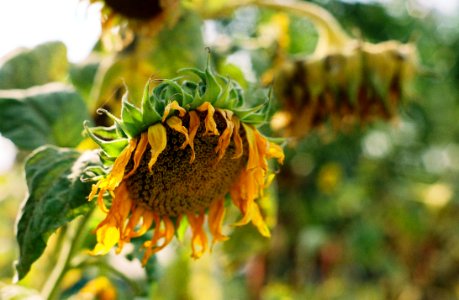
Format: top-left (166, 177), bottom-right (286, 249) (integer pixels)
top-left (90, 0), bottom-right (180, 38)
top-left (266, 1), bottom-right (418, 139)
top-left (85, 64), bottom-right (284, 264)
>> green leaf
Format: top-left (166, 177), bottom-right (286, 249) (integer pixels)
top-left (0, 41), bottom-right (68, 89)
top-left (69, 58), bottom-right (100, 102)
top-left (15, 146), bottom-right (96, 281)
top-left (0, 84), bottom-right (89, 150)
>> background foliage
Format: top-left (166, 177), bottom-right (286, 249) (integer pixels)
top-left (1, 0), bottom-right (459, 299)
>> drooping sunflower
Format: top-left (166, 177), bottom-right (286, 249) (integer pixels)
top-left (85, 65), bottom-right (284, 264)
top-left (272, 40), bottom-right (418, 138)
top-left (90, 0), bottom-right (179, 36)
top-left (253, 0), bottom-right (418, 139)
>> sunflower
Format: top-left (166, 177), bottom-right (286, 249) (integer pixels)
top-left (90, 0), bottom-right (179, 36)
top-left (85, 65), bottom-right (284, 264)
top-left (272, 40), bottom-right (417, 138)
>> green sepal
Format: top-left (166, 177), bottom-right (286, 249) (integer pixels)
top-left (85, 123), bottom-right (128, 157)
top-left (84, 123), bottom-right (119, 141)
top-left (213, 79), bottom-right (232, 109)
top-left (15, 146), bottom-right (95, 281)
top-left (240, 114), bottom-right (268, 125)
top-left (141, 81), bottom-right (162, 126)
top-left (201, 66), bottom-right (222, 104)
top-left (120, 92), bottom-right (144, 137)
top-left (163, 79), bottom-right (195, 108)
top-left (178, 68), bottom-right (206, 83)
top-left (234, 99), bottom-right (270, 120)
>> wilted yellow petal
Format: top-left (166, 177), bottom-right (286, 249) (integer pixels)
top-left (188, 110), bottom-right (200, 163)
top-left (162, 100), bottom-right (187, 122)
top-left (267, 142), bottom-right (285, 164)
top-left (147, 123), bottom-right (167, 171)
top-left (124, 132), bottom-right (149, 178)
top-left (232, 116), bottom-right (243, 159)
top-left (166, 116), bottom-right (190, 149)
top-left (90, 225), bottom-right (120, 255)
top-left (215, 109), bottom-right (234, 161)
top-left (187, 212), bottom-right (208, 259)
top-left (208, 198), bottom-right (228, 248)
top-left (197, 102), bottom-right (219, 136)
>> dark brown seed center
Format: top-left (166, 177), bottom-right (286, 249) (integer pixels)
top-left (104, 0), bottom-right (163, 20)
top-left (125, 111), bottom-right (248, 216)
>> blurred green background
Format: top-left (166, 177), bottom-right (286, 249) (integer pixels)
top-left (2, 0), bottom-right (459, 299)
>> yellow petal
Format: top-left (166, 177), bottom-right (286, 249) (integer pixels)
top-left (78, 277), bottom-right (117, 300)
top-left (242, 124), bottom-right (261, 170)
top-left (188, 111), bottom-right (200, 163)
top-left (267, 142), bottom-right (285, 164)
top-left (166, 116), bottom-right (190, 149)
top-left (208, 198), bottom-right (228, 248)
top-left (142, 215), bottom-right (175, 265)
top-left (162, 100), bottom-right (187, 122)
top-left (147, 123), bottom-right (167, 171)
top-left (232, 116), bottom-right (243, 159)
top-left (197, 102), bottom-right (219, 136)
top-left (132, 209), bottom-right (154, 238)
top-left (187, 212), bottom-right (208, 259)
top-left (90, 225), bottom-right (120, 255)
top-left (105, 138), bottom-right (138, 189)
top-left (124, 132), bottom-right (149, 179)
top-left (249, 203), bottom-right (271, 237)
top-left (215, 109), bottom-right (234, 161)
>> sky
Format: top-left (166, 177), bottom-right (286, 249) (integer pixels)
top-left (0, 0), bottom-right (101, 62)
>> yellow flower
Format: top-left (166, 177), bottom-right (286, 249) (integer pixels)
top-left (85, 65), bottom-right (284, 264)
top-left (76, 277), bottom-right (117, 300)
top-left (90, 0), bottom-right (179, 36)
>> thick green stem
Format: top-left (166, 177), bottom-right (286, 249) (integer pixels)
top-left (41, 211), bottom-right (93, 300)
top-left (254, 0), bottom-right (352, 53)
top-left (201, 0), bottom-right (353, 54)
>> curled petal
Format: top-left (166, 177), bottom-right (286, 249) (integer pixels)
top-left (208, 198), bottom-right (228, 248)
top-left (90, 183), bottom-right (133, 255)
top-left (147, 123), bottom-right (167, 171)
top-left (124, 132), bottom-right (149, 179)
top-left (197, 102), bottom-right (219, 136)
top-left (162, 100), bottom-right (187, 122)
top-left (267, 142), bottom-right (285, 164)
top-left (232, 116), bottom-right (243, 159)
top-left (166, 116), bottom-right (190, 149)
top-left (187, 212), bottom-right (208, 258)
top-left (187, 111), bottom-right (200, 163)
top-left (142, 215), bottom-right (175, 265)
top-left (215, 109), bottom-right (234, 161)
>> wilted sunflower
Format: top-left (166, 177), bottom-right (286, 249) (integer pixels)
top-left (272, 40), bottom-right (417, 138)
top-left (90, 0), bottom-right (179, 36)
top-left (253, 0), bottom-right (418, 139)
top-left (85, 65), bottom-right (284, 264)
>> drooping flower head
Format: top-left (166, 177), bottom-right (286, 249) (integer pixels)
top-left (85, 64), bottom-right (284, 264)
top-left (272, 40), bottom-right (418, 138)
top-left (90, 0), bottom-right (179, 36)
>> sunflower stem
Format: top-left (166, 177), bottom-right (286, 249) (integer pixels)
top-left (254, 0), bottom-right (352, 53)
top-left (41, 210), bottom-right (94, 300)
top-left (202, 0), bottom-right (353, 54)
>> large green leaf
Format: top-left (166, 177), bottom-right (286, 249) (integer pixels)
top-left (0, 84), bottom-right (90, 150)
top-left (15, 146), bottom-right (95, 280)
top-left (0, 41), bottom-right (68, 89)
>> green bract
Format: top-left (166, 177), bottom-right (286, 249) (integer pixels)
top-left (85, 65), bottom-right (271, 162)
